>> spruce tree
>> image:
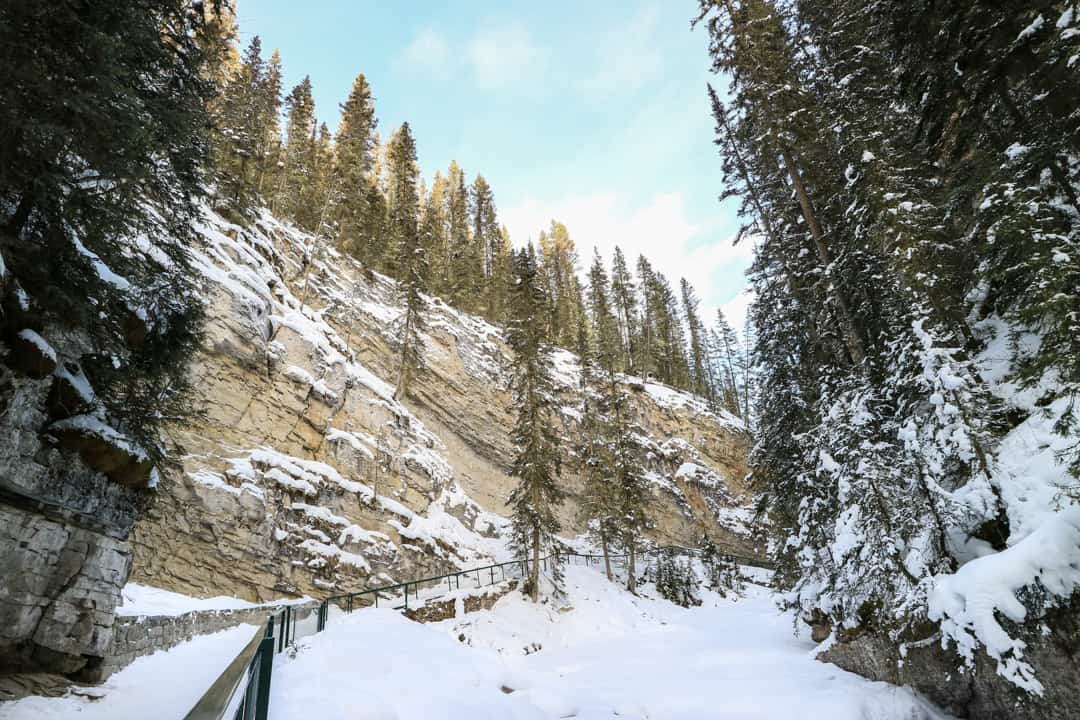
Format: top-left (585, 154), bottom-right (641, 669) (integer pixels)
top-left (255, 49), bottom-right (283, 197)
top-left (680, 279), bottom-right (711, 401)
top-left (574, 314), bottom-right (619, 581)
top-left (0, 0), bottom-right (217, 460)
top-left (333, 73), bottom-right (378, 262)
top-left (274, 76), bottom-right (318, 225)
top-left (610, 247), bottom-right (639, 372)
top-left (386, 123), bottom-right (426, 400)
top-left (506, 246), bottom-right (565, 602)
top-left (446, 161), bottom-right (471, 307)
top-left (211, 35), bottom-right (266, 216)
top-left (470, 175), bottom-right (501, 319)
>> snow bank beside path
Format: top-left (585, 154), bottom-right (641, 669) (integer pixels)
top-left (117, 583), bottom-right (309, 617)
top-left (271, 566), bottom-right (948, 720)
top-left (0, 625), bottom-right (257, 720)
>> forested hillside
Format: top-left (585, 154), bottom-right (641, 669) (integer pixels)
top-left (206, 20), bottom-right (754, 418)
top-left (698, 0), bottom-right (1079, 715)
top-left (1, 1), bottom-right (1077, 718)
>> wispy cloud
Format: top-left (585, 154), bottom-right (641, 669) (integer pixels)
top-left (399, 23), bottom-right (547, 94)
top-left (501, 190), bottom-right (752, 324)
top-left (579, 6), bottom-right (665, 101)
top-left (401, 27), bottom-right (451, 73)
top-left (466, 23), bottom-right (547, 90)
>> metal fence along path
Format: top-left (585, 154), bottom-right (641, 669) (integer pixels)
top-left (184, 545), bottom-right (771, 719)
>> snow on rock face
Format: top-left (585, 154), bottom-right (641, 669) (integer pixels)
top-left (129, 205), bottom-right (753, 604)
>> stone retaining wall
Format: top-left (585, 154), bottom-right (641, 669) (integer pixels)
top-left (403, 581), bottom-right (518, 624)
top-left (83, 602), bottom-right (316, 683)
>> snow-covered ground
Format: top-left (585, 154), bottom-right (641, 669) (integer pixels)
top-left (270, 565), bottom-right (948, 720)
top-left (116, 582), bottom-right (311, 617)
top-left (0, 625), bottom-right (257, 720)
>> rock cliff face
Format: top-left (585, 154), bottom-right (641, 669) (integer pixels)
top-left (130, 209), bottom-right (758, 604)
top-left (0, 206), bottom-right (756, 676)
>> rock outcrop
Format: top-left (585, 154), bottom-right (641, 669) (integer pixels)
top-left (0, 207), bottom-right (756, 676)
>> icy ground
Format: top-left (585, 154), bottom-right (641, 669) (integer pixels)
top-left (0, 624), bottom-right (256, 720)
top-left (270, 565), bottom-right (949, 720)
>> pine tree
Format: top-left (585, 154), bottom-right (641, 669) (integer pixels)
top-left (0, 0), bottom-right (218, 460)
top-left (538, 221), bottom-right (585, 348)
top-left (274, 76), bottom-right (318, 225)
top-left (487, 226), bottom-right (513, 325)
top-left (333, 73), bottom-right (378, 262)
top-left (385, 123), bottom-right (426, 400)
top-left (470, 175), bottom-right (501, 319)
top-left (588, 250), bottom-right (621, 372)
top-left (610, 247), bottom-right (639, 372)
top-left (697, 0), bottom-right (1041, 671)
top-left (255, 49), bottom-right (283, 197)
top-left (211, 35), bottom-right (267, 216)
top-left (574, 314), bottom-right (619, 581)
top-left (446, 161), bottom-right (472, 307)
top-left (711, 309), bottom-right (743, 417)
top-left (680, 279), bottom-right (711, 401)
top-left (506, 246), bottom-right (565, 602)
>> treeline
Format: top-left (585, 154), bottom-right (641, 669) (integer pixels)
top-left (698, 0), bottom-right (1078, 673)
top-left (208, 27), bottom-right (753, 420)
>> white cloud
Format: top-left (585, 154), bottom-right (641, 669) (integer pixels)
top-left (402, 28), bottom-right (450, 72)
top-left (466, 23), bottom-right (547, 90)
top-left (501, 190), bottom-right (752, 326)
top-left (579, 6), bottom-right (664, 100)
top-left (399, 23), bottom-right (548, 94)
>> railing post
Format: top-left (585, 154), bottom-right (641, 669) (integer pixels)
top-left (490, 566), bottom-right (495, 585)
top-left (254, 636), bottom-right (274, 720)
top-left (404, 583), bottom-right (409, 610)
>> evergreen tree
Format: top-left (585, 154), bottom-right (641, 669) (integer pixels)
top-left (610, 247), bottom-right (639, 372)
top-left (0, 0), bottom-right (218, 460)
top-left (255, 49), bottom-right (283, 197)
top-left (506, 246), bottom-right (565, 602)
top-left (696, 0), bottom-right (1055, 675)
top-left (211, 35), bottom-right (267, 216)
top-left (446, 161), bottom-right (472, 307)
top-left (711, 309), bottom-right (743, 418)
top-left (333, 73), bottom-right (378, 262)
top-left (574, 314), bottom-right (619, 581)
top-left (487, 226), bottom-right (514, 325)
top-left (680, 278), bottom-right (711, 401)
top-left (470, 175), bottom-right (500, 318)
top-left (538, 221), bottom-right (585, 348)
top-left (385, 123), bottom-right (426, 400)
top-left (587, 250), bottom-right (621, 372)
top-left (274, 76), bottom-right (318, 225)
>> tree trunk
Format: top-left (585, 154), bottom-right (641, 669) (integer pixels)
top-left (530, 526), bottom-right (540, 602)
top-left (601, 532), bottom-right (613, 582)
top-left (780, 148), bottom-right (867, 366)
top-left (5, 193), bottom-right (33, 237)
top-left (627, 544), bottom-right (637, 593)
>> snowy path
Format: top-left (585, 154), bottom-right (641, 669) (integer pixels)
top-left (269, 566), bottom-right (949, 720)
top-left (0, 624), bottom-right (257, 720)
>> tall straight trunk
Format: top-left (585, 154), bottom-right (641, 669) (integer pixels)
top-left (627, 545), bottom-right (637, 593)
top-left (601, 533), bottom-right (613, 581)
top-left (780, 149), bottom-right (867, 366)
top-left (530, 525), bottom-right (540, 602)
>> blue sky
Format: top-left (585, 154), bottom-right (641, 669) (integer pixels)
top-left (236, 0), bottom-right (752, 325)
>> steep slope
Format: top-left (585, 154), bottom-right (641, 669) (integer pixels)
top-left (130, 207), bottom-right (758, 605)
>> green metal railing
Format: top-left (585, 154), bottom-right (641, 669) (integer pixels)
top-left (184, 544), bottom-right (771, 719)
top-left (183, 602), bottom-right (320, 720)
top-left (315, 545), bottom-right (772, 631)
